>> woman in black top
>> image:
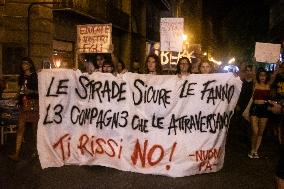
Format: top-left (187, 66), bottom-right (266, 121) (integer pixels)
top-left (9, 57), bottom-right (39, 161)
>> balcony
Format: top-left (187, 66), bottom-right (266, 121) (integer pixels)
top-left (53, 0), bottom-right (129, 31)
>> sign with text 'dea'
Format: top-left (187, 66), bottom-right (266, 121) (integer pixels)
top-left (77, 24), bottom-right (112, 53)
top-left (160, 18), bottom-right (184, 52)
top-left (37, 70), bottom-right (242, 177)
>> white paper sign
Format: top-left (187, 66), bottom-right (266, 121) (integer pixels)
top-left (37, 70), bottom-right (242, 177)
top-left (77, 24), bottom-right (112, 53)
top-left (160, 18), bottom-right (184, 52)
top-left (255, 42), bottom-right (281, 63)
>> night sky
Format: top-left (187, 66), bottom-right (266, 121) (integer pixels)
top-left (203, 0), bottom-right (270, 62)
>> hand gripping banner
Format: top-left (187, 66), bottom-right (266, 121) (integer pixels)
top-left (37, 70), bottom-right (242, 177)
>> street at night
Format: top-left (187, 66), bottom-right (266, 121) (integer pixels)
top-left (0, 116), bottom-right (279, 188)
top-left (1, 0), bottom-right (284, 189)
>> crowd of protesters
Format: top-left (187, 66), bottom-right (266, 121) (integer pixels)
top-left (1, 51), bottom-right (284, 188)
top-left (236, 61), bottom-right (284, 188)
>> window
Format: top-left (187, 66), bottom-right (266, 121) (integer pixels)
top-left (3, 45), bottom-right (25, 75)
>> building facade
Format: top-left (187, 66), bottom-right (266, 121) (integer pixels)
top-left (0, 0), bottom-right (157, 93)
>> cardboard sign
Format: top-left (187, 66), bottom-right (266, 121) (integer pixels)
top-left (160, 18), bottom-right (184, 52)
top-left (77, 24), bottom-right (112, 53)
top-left (255, 42), bottom-right (281, 63)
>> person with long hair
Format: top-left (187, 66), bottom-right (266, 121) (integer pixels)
top-left (95, 54), bottom-right (105, 72)
top-left (145, 54), bottom-right (162, 75)
top-left (9, 57), bottom-right (39, 161)
top-left (116, 59), bottom-right (128, 74)
top-left (248, 68), bottom-right (271, 158)
top-left (176, 57), bottom-right (191, 77)
top-left (198, 60), bottom-right (214, 74)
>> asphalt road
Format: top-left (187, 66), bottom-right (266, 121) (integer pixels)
top-left (0, 115), bottom-right (279, 189)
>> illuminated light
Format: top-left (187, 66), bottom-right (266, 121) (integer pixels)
top-left (203, 52), bottom-right (207, 56)
top-left (182, 34), bottom-right (188, 41)
top-left (55, 60), bottom-right (61, 68)
top-left (209, 57), bottom-right (220, 65)
top-left (228, 57), bottom-right (235, 64)
top-left (223, 65), bottom-right (240, 72)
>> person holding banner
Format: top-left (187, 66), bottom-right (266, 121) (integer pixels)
top-left (102, 59), bottom-right (115, 74)
top-left (116, 59), bottom-right (128, 74)
top-left (199, 60), bottom-right (214, 74)
top-left (131, 60), bottom-right (141, 73)
top-left (9, 57), bottom-right (39, 161)
top-left (94, 54), bottom-right (105, 72)
top-left (84, 59), bottom-right (96, 75)
top-left (176, 57), bottom-right (191, 77)
top-left (248, 68), bottom-right (271, 159)
top-left (145, 54), bottom-right (162, 75)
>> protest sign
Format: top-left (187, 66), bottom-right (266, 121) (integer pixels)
top-left (146, 42), bottom-right (202, 72)
top-left (77, 24), bottom-right (112, 53)
top-left (37, 70), bottom-right (241, 177)
top-left (160, 18), bottom-right (184, 52)
top-left (255, 42), bottom-right (281, 63)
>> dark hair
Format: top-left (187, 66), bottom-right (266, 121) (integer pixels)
top-left (102, 60), bottom-right (114, 73)
top-left (245, 65), bottom-right (253, 71)
top-left (256, 67), bottom-right (270, 84)
top-left (95, 54), bottom-right (105, 69)
top-left (96, 54), bottom-right (105, 60)
top-left (176, 57), bottom-right (191, 74)
top-left (198, 59), bottom-right (213, 73)
top-left (117, 59), bottom-right (126, 70)
top-left (145, 54), bottom-right (162, 74)
top-left (19, 57), bottom-right (38, 89)
top-left (20, 57), bottom-right (36, 74)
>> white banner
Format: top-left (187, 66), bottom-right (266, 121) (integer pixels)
top-left (160, 18), bottom-right (184, 52)
top-left (37, 70), bottom-right (242, 177)
top-left (77, 24), bottom-right (112, 53)
top-left (255, 42), bottom-right (281, 63)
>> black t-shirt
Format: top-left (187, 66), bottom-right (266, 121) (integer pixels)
top-left (238, 79), bottom-right (254, 112)
top-left (18, 72), bottom-right (38, 105)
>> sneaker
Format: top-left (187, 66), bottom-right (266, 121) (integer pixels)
top-left (248, 152), bottom-right (254, 159)
top-left (253, 153), bottom-right (260, 158)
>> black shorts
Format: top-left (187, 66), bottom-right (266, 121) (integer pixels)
top-left (249, 104), bottom-right (269, 118)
